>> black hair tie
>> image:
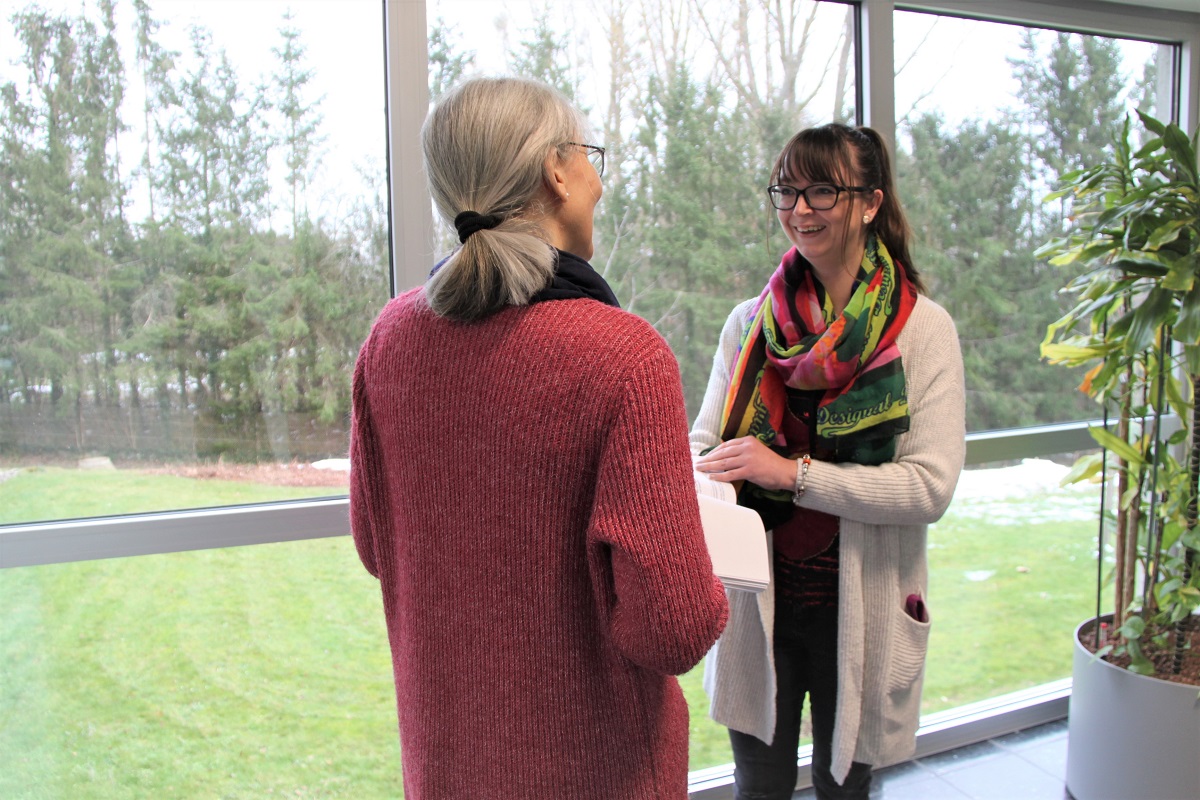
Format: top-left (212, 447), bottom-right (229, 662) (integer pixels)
top-left (454, 211), bottom-right (503, 243)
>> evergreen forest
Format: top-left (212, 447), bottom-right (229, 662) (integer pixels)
top-left (0, 0), bottom-right (1160, 465)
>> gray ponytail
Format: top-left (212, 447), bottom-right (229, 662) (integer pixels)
top-left (421, 77), bottom-right (586, 321)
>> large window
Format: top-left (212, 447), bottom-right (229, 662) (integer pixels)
top-left (429, 0), bottom-right (858, 419)
top-left (893, 11), bottom-right (1171, 432)
top-left (889, 0), bottom-right (1189, 779)
top-left (0, 0), bottom-right (388, 524)
top-left (1, 539), bottom-right (401, 799)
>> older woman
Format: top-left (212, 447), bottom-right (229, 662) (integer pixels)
top-left (349, 76), bottom-right (728, 800)
top-left (693, 123), bottom-right (965, 799)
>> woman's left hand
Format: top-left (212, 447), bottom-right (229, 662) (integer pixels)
top-left (694, 436), bottom-right (796, 492)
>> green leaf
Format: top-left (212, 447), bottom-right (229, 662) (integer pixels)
top-left (1176, 279), bottom-right (1200, 342)
top-left (1090, 427), bottom-right (1144, 466)
top-left (1048, 250), bottom-right (1082, 267)
top-left (1162, 124), bottom-right (1199, 183)
top-left (1111, 257), bottom-right (1168, 277)
top-left (1134, 136), bottom-right (1164, 158)
top-left (1061, 453), bottom-right (1104, 486)
top-left (1148, 220), bottom-right (1187, 253)
top-left (1156, 577), bottom-right (1183, 599)
top-left (1137, 110), bottom-right (1167, 137)
top-left (1040, 342), bottom-right (1105, 363)
top-left (1120, 620), bottom-right (1146, 643)
top-left (1108, 310), bottom-right (1134, 339)
top-left (1043, 187), bottom-right (1075, 203)
top-left (1123, 288), bottom-right (1173, 356)
top-left (1186, 344), bottom-right (1200, 376)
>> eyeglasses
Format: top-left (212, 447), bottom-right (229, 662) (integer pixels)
top-left (566, 141), bottom-right (605, 178)
top-left (767, 183), bottom-right (873, 211)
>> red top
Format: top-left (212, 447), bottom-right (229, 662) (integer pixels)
top-left (350, 289), bottom-right (728, 799)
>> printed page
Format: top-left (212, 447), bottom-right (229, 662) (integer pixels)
top-left (693, 471), bottom-right (737, 505)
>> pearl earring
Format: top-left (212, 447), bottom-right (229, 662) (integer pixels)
top-left (863, 214), bottom-right (871, 224)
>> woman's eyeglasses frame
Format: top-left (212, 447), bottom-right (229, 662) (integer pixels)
top-left (767, 183), bottom-right (873, 211)
top-left (565, 141), bottom-right (605, 178)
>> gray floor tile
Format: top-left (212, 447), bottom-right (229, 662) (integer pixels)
top-left (876, 774), bottom-right (973, 799)
top-left (784, 720), bottom-right (1073, 799)
top-left (917, 740), bottom-right (1007, 775)
top-left (1011, 735), bottom-right (1068, 781)
top-left (992, 719), bottom-right (1069, 751)
top-left (874, 759), bottom-right (938, 788)
top-left (939, 753), bottom-right (1067, 800)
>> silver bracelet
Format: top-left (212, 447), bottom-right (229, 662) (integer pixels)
top-left (791, 454), bottom-right (811, 507)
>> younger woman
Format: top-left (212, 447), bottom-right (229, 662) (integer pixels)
top-left (693, 123), bottom-right (965, 799)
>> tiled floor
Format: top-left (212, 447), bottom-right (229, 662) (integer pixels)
top-left (792, 719), bottom-right (1072, 799)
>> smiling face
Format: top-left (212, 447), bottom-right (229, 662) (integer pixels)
top-left (775, 174), bottom-right (882, 277)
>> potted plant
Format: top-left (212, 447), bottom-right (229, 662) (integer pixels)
top-left (1038, 110), bottom-right (1200, 800)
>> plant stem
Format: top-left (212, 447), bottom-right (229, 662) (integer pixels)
top-left (1171, 375), bottom-right (1200, 674)
top-left (1114, 391), bottom-right (1133, 631)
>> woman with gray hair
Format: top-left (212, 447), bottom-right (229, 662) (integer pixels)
top-left (349, 76), bottom-right (728, 799)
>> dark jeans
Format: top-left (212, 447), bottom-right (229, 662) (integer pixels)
top-left (729, 603), bottom-right (872, 800)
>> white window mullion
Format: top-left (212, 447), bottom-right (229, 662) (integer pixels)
top-left (385, 0), bottom-right (434, 294)
top-left (860, 0), bottom-right (898, 152)
top-left (0, 499), bottom-right (350, 569)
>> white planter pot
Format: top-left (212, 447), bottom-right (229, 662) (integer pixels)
top-left (1066, 617), bottom-right (1200, 800)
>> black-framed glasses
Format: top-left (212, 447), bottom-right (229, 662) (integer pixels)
top-left (566, 141), bottom-right (605, 178)
top-left (767, 183), bottom-right (873, 211)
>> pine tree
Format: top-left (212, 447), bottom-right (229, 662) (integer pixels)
top-left (0, 4), bottom-right (132, 449)
top-left (899, 113), bottom-right (1091, 429)
top-left (428, 18), bottom-right (474, 101)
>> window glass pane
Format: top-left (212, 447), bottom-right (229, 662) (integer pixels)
top-left (427, 0), bottom-right (857, 772)
top-left (427, 0), bottom-right (856, 425)
top-left (0, 538), bottom-right (403, 798)
top-left (892, 12), bottom-right (1171, 432)
top-left (927, 455), bottom-right (1109, 711)
top-left (0, 0), bottom-right (388, 523)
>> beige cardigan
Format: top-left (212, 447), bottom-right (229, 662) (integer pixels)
top-left (690, 294), bottom-right (966, 783)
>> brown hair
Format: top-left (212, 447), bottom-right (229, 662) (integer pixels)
top-left (771, 123), bottom-right (924, 293)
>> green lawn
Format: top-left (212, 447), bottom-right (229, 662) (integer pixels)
top-left (0, 466), bottom-right (339, 523)
top-left (0, 465), bottom-right (1105, 797)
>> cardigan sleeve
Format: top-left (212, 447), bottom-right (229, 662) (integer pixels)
top-left (588, 343), bottom-right (729, 676)
top-left (348, 331), bottom-right (386, 579)
top-left (797, 298), bottom-right (966, 526)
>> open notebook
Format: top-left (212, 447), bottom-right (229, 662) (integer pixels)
top-left (694, 475), bottom-right (770, 593)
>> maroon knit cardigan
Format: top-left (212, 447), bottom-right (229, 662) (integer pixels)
top-left (350, 289), bottom-right (729, 799)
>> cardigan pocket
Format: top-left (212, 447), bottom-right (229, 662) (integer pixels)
top-left (885, 601), bottom-right (931, 695)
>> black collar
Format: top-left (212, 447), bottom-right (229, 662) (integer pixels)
top-left (529, 249), bottom-right (620, 308)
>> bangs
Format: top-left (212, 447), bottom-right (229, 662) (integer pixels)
top-left (774, 130), bottom-right (855, 186)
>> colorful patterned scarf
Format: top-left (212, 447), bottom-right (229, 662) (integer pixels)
top-left (718, 234), bottom-right (917, 506)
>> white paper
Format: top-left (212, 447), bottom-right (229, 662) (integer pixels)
top-left (693, 480), bottom-right (769, 593)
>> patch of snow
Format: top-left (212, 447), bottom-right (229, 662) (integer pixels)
top-left (954, 458), bottom-right (1089, 501)
top-left (947, 458), bottom-right (1102, 526)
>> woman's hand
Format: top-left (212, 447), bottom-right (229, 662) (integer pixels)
top-left (694, 436), bottom-right (797, 492)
